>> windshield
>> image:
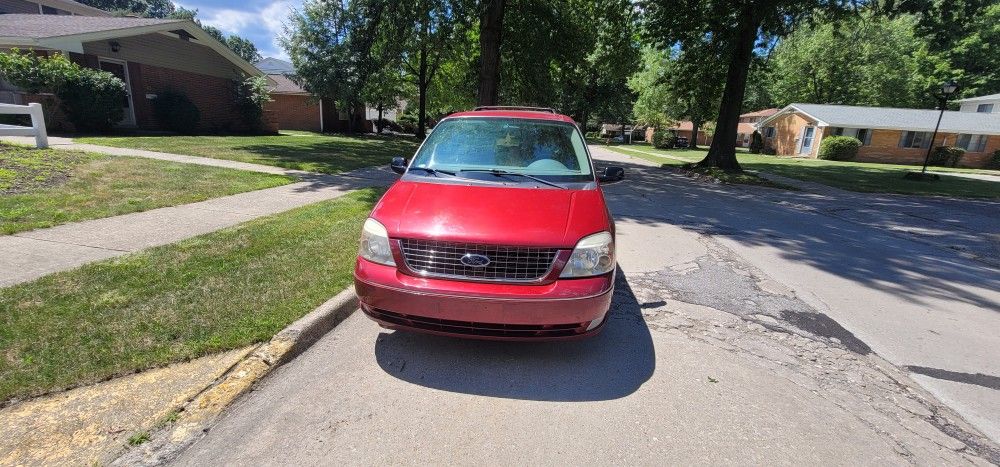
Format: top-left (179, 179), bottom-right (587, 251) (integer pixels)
top-left (410, 117), bottom-right (593, 181)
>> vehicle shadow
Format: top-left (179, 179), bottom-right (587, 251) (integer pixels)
top-left (372, 269), bottom-right (655, 402)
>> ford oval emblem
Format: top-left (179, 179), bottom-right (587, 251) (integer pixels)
top-left (460, 253), bottom-right (491, 267)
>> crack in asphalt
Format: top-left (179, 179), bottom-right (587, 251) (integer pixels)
top-left (625, 233), bottom-right (1000, 464)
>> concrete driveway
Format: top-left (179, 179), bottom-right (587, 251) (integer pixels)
top-left (169, 147), bottom-right (1000, 465)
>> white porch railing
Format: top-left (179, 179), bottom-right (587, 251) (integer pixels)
top-left (0, 102), bottom-right (48, 148)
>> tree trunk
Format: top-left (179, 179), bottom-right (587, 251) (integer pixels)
top-left (416, 19), bottom-right (429, 139)
top-left (377, 103), bottom-right (384, 134)
top-left (698, 9), bottom-right (761, 172)
top-left (691, 118), bottom-right (701, 150)
top-left (476, 0), bottom-right (505, 106)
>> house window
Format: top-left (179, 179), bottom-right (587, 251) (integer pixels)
top-left (956, 134), bottom-right (988, 152)
top-left (977, 103), bottom-right (994, 113)
top-left (763, 126), bottom-right (775, 138)
top-left (831, 127), bottom-right (872, 145)
top-left (899, 131), bottom-right (932, 149)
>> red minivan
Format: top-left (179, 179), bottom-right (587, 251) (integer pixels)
top-left (354, 107), bottom-right (624, 340)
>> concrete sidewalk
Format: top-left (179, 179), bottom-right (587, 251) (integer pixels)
top-left (1, 137), bottom-right (397, 287)
top-left (3, 135), bottom-right (306, 176)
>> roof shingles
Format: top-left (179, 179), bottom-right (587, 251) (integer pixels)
top-left (0, 14), bottom-right (180, 40)
top-left (771, 103), bottom-right (1000, 135)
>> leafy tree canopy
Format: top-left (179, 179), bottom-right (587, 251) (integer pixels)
top-left (767, 14), bottom-right (931, 108)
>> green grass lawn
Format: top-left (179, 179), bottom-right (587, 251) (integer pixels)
top-left (77, 131), bottom-right (421, 174)
top-left (0, 189), bottom-right (380, 403)
top-left (0, 144), bottom-right (292, 235)
top-left (603, 144), bottom-right (1000, 198)
top-left (607, 145), bottom-right (795, 189)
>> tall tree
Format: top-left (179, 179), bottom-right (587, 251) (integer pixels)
top-left (899, 0), bottom-right (999, 98)
top-left (283, 0), bottom-right (376, 132)
top-left (766, 14), bottom-right (928, 108)
top-left (476, 0), bottom-right (506, 106)
top-left (78, 0), bottom-right (175, 17)
top-left (398, 0), bottom-right (470, 138)
top-left (225, 35), bottom-right (263, 64)
top-left (629, 45), bottom-right (723, 148)
top-left (641, 0), bottom-right (861, 171)
top-left (629, 47), bottom-right (674, 128)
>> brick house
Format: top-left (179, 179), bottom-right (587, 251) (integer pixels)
top-left (0, 0), bottom-right (268, 132)
top-left (955, 93), bottom-right (1000, 114)
top-left (736, 108), bottom-right (778, 147)
top-left (642, 121), bottom-right (714, 146)
top-left (754, 102), bottom-right (1000, 168)
top-left (257, 57), bottom-right (326, 133)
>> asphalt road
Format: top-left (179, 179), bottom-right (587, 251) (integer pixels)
top-left (172, 147), bottom-right (1000, 465)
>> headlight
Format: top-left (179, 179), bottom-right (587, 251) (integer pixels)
top-left (560, 231), bottom-right (614, 278)
top-left (359, 218), bottom-right (395, 266)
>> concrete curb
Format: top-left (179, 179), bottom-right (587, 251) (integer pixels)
top-left (111, 288), bottom-right (359, 466)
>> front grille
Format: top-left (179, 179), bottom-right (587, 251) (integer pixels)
top-left (399, 238), bottom-right (558, 282)
top-left (365, 307), bottom-right (589, 338)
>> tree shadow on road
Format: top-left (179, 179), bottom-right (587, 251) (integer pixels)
top-left (599, 158), bottom-right (1000, 311)
top-left (372, 270), bottom-right (655, 402)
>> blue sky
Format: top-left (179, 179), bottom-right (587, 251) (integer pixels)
top-left (176, 0), bottom-right (299, 61)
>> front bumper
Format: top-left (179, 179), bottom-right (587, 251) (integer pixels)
top-left (354, 258), bottom-right (614, 340)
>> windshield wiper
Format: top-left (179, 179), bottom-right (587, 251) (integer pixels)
top-left (459, 169), bottom-right (567, 189)
top-left (408, 167), bottom-right (456, 177)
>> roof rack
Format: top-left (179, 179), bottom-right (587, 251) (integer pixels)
top-left (473, 106), bottom-right (556, 113)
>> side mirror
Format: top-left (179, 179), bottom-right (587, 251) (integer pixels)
top-left (598, 166), bottom-right (625, 183)
top-left (390, 156), bottom-right (408, 175)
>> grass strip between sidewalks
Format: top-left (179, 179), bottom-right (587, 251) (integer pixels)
top-left (0, 188), bottom-right (380, 403)
top-left (77, 131), bottom-right (420, 175)
top-left (0, 143), bottom-right (293, 235)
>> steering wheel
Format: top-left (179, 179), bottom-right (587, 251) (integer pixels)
top-left (526, 159), bottom-right (569, 171)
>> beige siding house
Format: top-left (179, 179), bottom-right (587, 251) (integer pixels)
top-left (755, 100), bottom-right (1000, 168)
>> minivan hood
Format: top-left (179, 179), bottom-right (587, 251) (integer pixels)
top-left (370, 180), bottom-right (610, 248)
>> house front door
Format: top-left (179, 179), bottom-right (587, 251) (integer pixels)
top-left (799, 126), bottom-right (816, 154)
top-left (98, 58), bottom-right (136, 127)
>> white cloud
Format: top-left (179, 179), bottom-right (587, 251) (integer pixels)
top-left (259, 1), bottom-right (295, 59)
top-left (198, 9), bottom-right (258, 34)
top-left (180, 0), bottom-right (297, 60)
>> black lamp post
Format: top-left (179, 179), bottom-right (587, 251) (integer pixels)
top-left (906, 80), bottom-right (959, 181)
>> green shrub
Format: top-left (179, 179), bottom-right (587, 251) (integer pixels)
top-left (0, 50), bottom-right (125, 133)
top-left (749, 131), bottom-right (764, 154)
top-left (818, 136), bottom-right (861, 161)
top-left (234, 75), bottom-right (271, 132)
top-left (989, 150), bottom-right (1000, 170)
top-left (397, 113), bottom-right (418, 134)
top-left (927, 146), bottom-right (965, 167)
top-left (651, 130), bottom-right (668, 149)
top-left (151, 90), bottom-right (200, 134)
top-left (59, 68), bottom-right (126, 133)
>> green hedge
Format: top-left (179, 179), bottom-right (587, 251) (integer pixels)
top-left (651, 130), bottom-right (677, 149)
top-left (818, 136), bottom-right (861, 161)
top-left (987, 150), bottom-right (1000, 170)
top-left (928, 146), bottom-right (965, 167)
top-left (152, 90), bottom-right (200, 134)
top-left (234, 75), bottom-right (271, 132)
top-left (60, 68), bottom-right (126, 133)
top-left (0, 50), bottom-right (125, 133)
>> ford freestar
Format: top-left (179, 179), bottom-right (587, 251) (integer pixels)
top-left (354, 107), bottom-right (624, 340)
